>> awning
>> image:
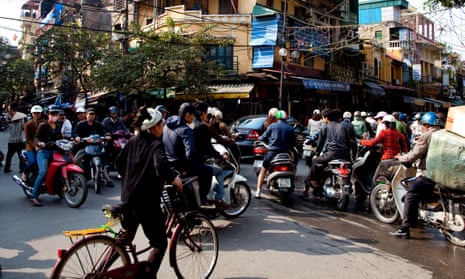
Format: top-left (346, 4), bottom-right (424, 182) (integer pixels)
top-left (380, 84), bottom-right (416, 92)
top-left (297, 77), bottom-right (350, 92)
top-left (403, 96), bottom-right (425, 106)
top-left (364, 81), bottom-right (385, 96)
top-left (423, 97), bottom-right (451, 108)
top-left (209, 83), bottom-right (254, 99)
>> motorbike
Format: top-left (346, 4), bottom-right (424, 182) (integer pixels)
top-left (74, 134), bottom-right (113, 194)
top-left (252, 141), bottom-right (297, 204)
top-left (370, 163), bottom-right (465, 247)
top-left (12, 139), bottom-right (88, 208)
top-left (205, 156), bottom-right (251, 218)
top-left (302, 132), bottom-right (319, 167)
top-left (350, 142), bottom-right (383, 210)
top-left (313, 158), bottom-right (353, 211)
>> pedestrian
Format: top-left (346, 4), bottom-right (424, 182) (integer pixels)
top-left (116, 107), bottom-right (182, 277)
top-left (4, 103), bottom-right (27, 173)
top-left (307, 109), bottom-right (322, 137)
top-left (22, 105), bottom-right (44, 181)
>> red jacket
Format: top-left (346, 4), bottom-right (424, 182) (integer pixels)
top-left (360, 128), bottom-right (408, 160)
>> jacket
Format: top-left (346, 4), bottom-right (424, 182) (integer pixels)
top-left (398, 126), bottom-right (439, 170)
top-left (162, 115), bottom-right (195, 168)
top-left (259, 120), bottom-right (296, 152)
top-left (116, 131), bottom-right (177, 203)
top-left (24, 119), bottom-right (43, 151)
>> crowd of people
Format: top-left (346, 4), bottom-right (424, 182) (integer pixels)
top-left (0, 99), bottom-right (448, 275)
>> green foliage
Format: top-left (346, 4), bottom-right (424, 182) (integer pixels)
top-left (424, 0), bottom-right (465, 9)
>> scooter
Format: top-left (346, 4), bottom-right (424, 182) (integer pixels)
top-left (350, 142), bottom-right (383, 210)
top-left (370, 164), bottom-right (465, 247)
top-left (205, 156), bottom-right (251, 218)
top-left (12, 139), bottom-right (88, 208)
top-left (74, 135), bottom-right (113, 194)
top-left (253, 141), bottom-right (296, 204)
top-left (302, 132), bottom-right (319, 167)
top-left (313, 159), bottom-right (353, 211)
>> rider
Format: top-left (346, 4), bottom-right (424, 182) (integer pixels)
top-left (193, 101), bottom-right (229, 208)
top-left (390, 112), bottom-right (441, 239)
top-left (115, 107), bottom-right (182, 277)
top-left (255, 109), bottom-right (296, 199)
top-left (162, 102), bottom-right (214, 207)
top-left (22, 105), bottom-right (44, 181)
top-left (308, 109), bottom-right (351, 196)
top-left (102, 106), bottom-right (129, 170)
top-left (351, 111), bottom-right (369, 139)
top-left (155, 105), bottom-right (170, 120)
top-left (307, 109), bottom-right (323, 137)
top-left (358, 114), bottom-right (408, 210)
top-left (30, 105), bottom-right (63, 207)
top-left (209, 109), bottom-right (241, 166)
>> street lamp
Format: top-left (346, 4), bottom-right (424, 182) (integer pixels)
top-left (278, 47), bottom-right (288, 109)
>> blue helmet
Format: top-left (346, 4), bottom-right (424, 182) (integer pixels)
top-left (48, 105), bottom-right (61, 113)
top-left (420, 112), bottom-right (440, 126)
top-left (108, 106), bottom-right (118, 114)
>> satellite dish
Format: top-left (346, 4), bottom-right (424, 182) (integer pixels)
top-left (291, 50), bottom-right (300, 59)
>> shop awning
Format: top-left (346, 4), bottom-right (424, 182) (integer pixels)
top-left (403, 96), bottom-right (426, 106)
top-left (423, 97), bottom-right (451, 108)
top-left (298, 78), bottom-right (350, 92)
top-left (380, 84), bottom-right (416, 93)
top-left (364, 81), bottom-right (385, 96)
top-left (208, 83), bottom-right (254, 99)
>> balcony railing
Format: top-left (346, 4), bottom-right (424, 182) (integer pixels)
top-left (387, 40), bottom-right (413, 49)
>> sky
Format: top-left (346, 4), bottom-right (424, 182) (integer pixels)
top-left (1, 0), bottom-right (465, 57)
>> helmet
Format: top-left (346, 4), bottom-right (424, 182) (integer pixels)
top-left (30, 105), bottom-right (43, 113)
top-left (361, 111), bottom-right (367, 117)
top-left (178, 102), bottom-right (196, 117)
top-left (374, 111), bottom-right (387, 119)
top-left (155, 105), bottom-right (169, 113)
top-left (414, 113), bottom-right (421, 120)
top-left (76, 107), bottom-right (86, 113)
top-left (268, 107), bottom-right (278, 118)
top-left (214, 110), bottom-right (223, 120)
top-left (48, 105), bottom-right (60, 113)
top-left (108, 106), bottom-right (118, 114)
top-left (343, 111), bottom-right (352, 119)
top-left (354, 111), bottom-right (361, 117)
top-left (420, 112), bottom-right (440, 126)
top-left (141, 108), bottom-right (162, 131)
top-left (382, 115), bottom-right (396, 123)
top-left (313, 109), bottom-right (320, 115)
top-left (399, 112), bottom-right (407, 121)
top-left (275, 110), bottom-right (288, 120)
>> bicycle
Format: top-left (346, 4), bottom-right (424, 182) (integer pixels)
top-left (50, 177), bottom-right (219, 279)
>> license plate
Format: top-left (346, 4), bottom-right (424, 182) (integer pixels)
top-left (277, 178), bottom-right (292, 188)
top-left (253, 160), bottom-right (263, 168)
top-left (303, 150), bottom-right (312, 158)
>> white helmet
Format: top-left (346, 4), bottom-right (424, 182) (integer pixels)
top-left (214, 110), bottom-right (223, 120)
top-left (313, 109), bottom-right (320, 115)
top-left (31, 105), bottom-right (43, 113)
top-left (76, 107), bottom-right (86, 113)
top-left (343, 111), bottom-right (352, 119)
top-left (268, 107), bottom-right (278, 118)
top-left (382, 114), bottom-right (396, 123)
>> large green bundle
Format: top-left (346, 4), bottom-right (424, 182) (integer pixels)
top-left (426, 129), bottom-right (465, 191)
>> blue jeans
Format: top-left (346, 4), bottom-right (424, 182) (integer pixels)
top-left (23, 150), bottom-right (37, 174)
top-left (32, 149), bottom-right (54, 199)
top-left (211, 165), bottom-right (225, 200)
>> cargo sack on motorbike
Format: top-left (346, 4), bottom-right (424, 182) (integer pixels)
top-left (426, 129), bottom-right (465, 191)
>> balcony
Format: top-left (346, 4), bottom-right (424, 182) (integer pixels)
top-left (387, 40), bottom-right (413, 49)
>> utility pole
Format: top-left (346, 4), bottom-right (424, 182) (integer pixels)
top-left (278, 0), bottom-right (288, 110)
top-left (122, 0), bottom-right (129, 54)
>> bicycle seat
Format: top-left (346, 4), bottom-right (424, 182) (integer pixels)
top-left (102, 204), bottom-right (125, 219)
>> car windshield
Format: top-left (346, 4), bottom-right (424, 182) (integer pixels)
top-left (238, 117), bottom-right (266, 129)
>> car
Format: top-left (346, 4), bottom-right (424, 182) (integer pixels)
top-left (229, 114), bottom-right (309, 160)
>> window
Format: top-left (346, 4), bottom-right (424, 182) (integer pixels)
top-left (205, 45), bottom-right (233, 70)
top-left (375, 31), bottom-right (382, 40)
top-left (267, 0), bottom-right (273, 8)
top-left (219, 0), bottom-right (233, 14)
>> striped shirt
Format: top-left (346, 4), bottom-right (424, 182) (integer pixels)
top-left (8, 112), bottom-right (26, 143)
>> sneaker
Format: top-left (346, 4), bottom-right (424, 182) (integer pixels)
top-left (214, 199), bottom-right (230, 210)
top-left (255, 191), bottom-right (261, 199)
top-left (389, 227), bottom-right (410, 239)
top-left (30, 198), bottom-right (43, 207)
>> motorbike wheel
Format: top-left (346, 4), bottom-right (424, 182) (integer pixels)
top-left (63, 172), bottom-right (88, 208)
top-left (442, 203), bottom-right (465, 247)
top-left (370, 184), bottom-right (399, 224)
top-left (94, 167), bottom-right (103, 194)
top-left (335, 193), bottom-right (350, 211)
top-left (221, 182), bottom-right (251, 218)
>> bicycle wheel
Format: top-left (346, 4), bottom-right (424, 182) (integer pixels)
top-left (50, 235), bottom-right (131, 279)
top-left (170, 214), bottom-right (218, 279)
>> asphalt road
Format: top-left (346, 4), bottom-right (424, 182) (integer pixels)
top-left (0, 129), bottom-right (461, 278)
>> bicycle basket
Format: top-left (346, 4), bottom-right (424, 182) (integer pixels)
top-left (162, 178), bottom-right (200, 214)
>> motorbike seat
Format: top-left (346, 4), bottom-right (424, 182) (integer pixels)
top-left (271, 152), bottom-right (292, 163)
